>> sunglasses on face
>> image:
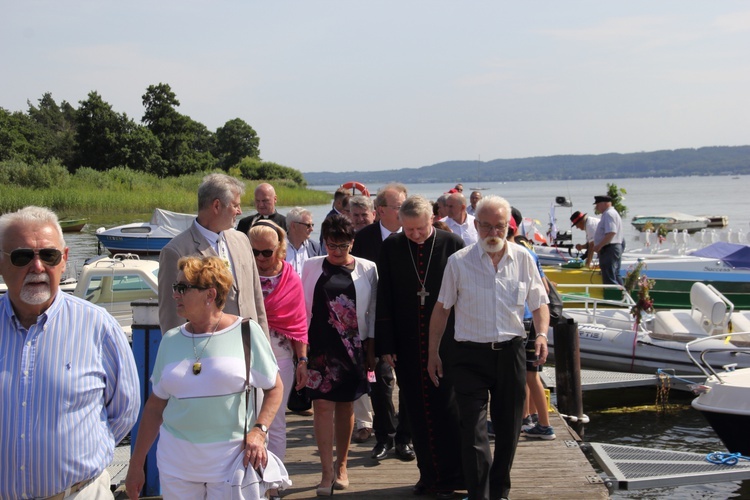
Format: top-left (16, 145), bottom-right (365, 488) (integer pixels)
top-left (3, 248), bottom-right (63, 267)
top-left (294, 221), bottom-right (314, 229)
top-left (171, 282), bottom-right (208, 295)
top-left (252, 248), bottom-right (275, 258)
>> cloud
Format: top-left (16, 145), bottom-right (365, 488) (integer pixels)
top-left (712, 10), bottom-right (750, 33)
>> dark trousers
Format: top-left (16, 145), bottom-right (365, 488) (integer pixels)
top-left (371, 358), bottom-right (410, 446)
top-left (599, 242), bottom-right (623, 286)
top-left (452, 338), bottom-right (526, 500)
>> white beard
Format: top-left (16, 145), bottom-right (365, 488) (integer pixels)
top-left (20, 274), bottom-right (51, 305)
top-left (480, 236), bottom-right (506, 253)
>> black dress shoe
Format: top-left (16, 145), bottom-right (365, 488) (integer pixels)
top-left (371, 441), bottom-right (392, 460)
top-left (395, 442), bottom-right (416, 461)
top-left (435, 491), bottom-right (455, 499)
top-left (412, 481), bottom-right (428, 496)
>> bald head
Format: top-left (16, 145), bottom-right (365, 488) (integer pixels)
top-left (254, 183), bottom-right (278, 216)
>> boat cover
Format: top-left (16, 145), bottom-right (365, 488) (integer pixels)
top-left (150, 208), bottom-right (195, 232)
top-left (692, 242), bottom-right (750, 270)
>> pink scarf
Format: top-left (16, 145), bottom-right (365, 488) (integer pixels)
top-left (264, 261), bottom-right (308, 344)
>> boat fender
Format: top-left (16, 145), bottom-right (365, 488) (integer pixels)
top-left (705, 452), bottom-right (750, 466)
top-left (558, 412), bottom-right (590, 424)
top-left (340, 181), bottom-right (370, 197)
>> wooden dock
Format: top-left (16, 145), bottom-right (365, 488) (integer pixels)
top-left (278, 409), bottom-right (608, 499)
top-left (114, 408), bottom-right (608, 499)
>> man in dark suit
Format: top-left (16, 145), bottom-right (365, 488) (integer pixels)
top-left (351, 183), bottom-right (415, 462)
top-left (158, 173), bottom-right (269, 337)
top-left (236, 182), bottom-right (287, 234)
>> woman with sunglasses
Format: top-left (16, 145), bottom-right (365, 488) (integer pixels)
top-left (248, 221), bottom-right (308, 500)
top-left (301, 214), bottom-right (378, 496)
top-left (125, 256), bottom-right (285, 499)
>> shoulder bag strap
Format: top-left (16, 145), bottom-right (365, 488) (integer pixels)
top-left (241, 319), bottom-right (256, 448)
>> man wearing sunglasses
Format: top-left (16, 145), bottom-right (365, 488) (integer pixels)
top-left (0, 206), bottom-right (140, 499)
top-left (158, 173), bottom-right (269, 339)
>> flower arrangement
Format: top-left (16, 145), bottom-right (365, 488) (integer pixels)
top-left (624, 261), bottom-right (656, 329)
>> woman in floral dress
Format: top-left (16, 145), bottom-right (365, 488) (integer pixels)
top-left (301, 214), bottom-right (378, 496)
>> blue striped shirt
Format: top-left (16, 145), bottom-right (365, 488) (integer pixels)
top-left (0, 291), bottom-right (140, 499)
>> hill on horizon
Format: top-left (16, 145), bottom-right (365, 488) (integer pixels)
top-left (302, 145), bottom-right (750, 185)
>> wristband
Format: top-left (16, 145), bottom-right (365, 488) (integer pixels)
top-left (298, 356), bottom-right (309, 364)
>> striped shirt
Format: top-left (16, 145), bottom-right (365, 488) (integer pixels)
top-left (437, 242), bottom-right (548, 343)
top-left (0, 291), bottom-right (140, 499)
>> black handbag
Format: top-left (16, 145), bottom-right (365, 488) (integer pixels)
top-left (286, 362), bottom-right (312, 413)
top-left (545, 276), bottom-right (563, 326)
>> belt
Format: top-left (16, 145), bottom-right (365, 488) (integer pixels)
top-left (42, 477), bottom-right (96, 500)
top-left (459, 336), bottom-right (523, 350)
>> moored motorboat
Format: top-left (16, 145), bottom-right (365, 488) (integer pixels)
top-left (95, 208), bottom-right (194, 255)
top-left (631, 212), bottom-right (709, 233)
top-left (689, 333), bottom-right (750, 456)
top-left (544, 241), bottom-right (750, 309)
top-left (548, 282), bottom-right (750, 375)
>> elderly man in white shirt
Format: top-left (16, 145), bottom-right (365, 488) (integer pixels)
top-left (428, 195), bottom-right (549, 500)
top-left (442, 192), bottom-right (478, 245)
top-left (285, 207), bottom-right (323, 276)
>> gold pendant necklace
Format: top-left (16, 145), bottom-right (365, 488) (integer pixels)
top-left (191, 312), bottom-right (223, 375)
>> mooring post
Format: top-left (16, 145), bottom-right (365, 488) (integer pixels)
top-left (130, 299), bottom-right (162, 496)
top-left (554, 317), bottom-right (585, 437)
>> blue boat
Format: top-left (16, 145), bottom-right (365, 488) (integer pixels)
top-left (95, 209), bottom-right (194, 255)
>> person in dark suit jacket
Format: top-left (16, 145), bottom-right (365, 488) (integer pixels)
top-left (236, 182), bottom-right (287, 234)
top-left (158, 173), bottom-right (269, 338)
top-left (351, 183), bottom-right (415, 462)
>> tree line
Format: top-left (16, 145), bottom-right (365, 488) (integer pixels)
top-left (0, 83), bottom-right (306, 185)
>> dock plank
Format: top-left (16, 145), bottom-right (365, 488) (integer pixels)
top-left (279, 409), bottom-right (608, 499)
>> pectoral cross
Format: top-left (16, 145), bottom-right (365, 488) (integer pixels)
top-left (417, 286), bottom-right (430, 306)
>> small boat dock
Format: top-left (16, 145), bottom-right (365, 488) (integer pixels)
top-left (113, 408), bottom-right (608, 499)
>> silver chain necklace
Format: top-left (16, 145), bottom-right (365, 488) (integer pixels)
top-left (191, 312), bottom-right (223, 375)
top-left (407, 229), bottom-right (437, 306)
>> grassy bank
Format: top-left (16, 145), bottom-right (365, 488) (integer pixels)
top-left (0, 165), bottom-right (331, 214)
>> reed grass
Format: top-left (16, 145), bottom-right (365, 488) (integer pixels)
top-left (0, 165), bottom-right (331, 214)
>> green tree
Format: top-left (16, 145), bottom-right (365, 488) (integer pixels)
top-left (606, 183), bottom-right (628, 217)
top-left (75, 91), bottom-right (129, 171)
top-left (0, 108), bottom-right (36, 163)
top-left (141, 83), bottom-right (217, 176)
top-left (26, 92), bottom-right (77, 167)
top-left (214, 117), bottom-right (260, 169)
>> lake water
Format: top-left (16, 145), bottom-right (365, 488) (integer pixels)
top-left (56, 175), bottom-right (750, 498)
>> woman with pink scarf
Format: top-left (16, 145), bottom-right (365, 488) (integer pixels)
top-left (248, 221), bottom-right (308, 499)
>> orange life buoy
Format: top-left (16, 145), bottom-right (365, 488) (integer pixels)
top-left (341, 181), bottom-right (370, 197)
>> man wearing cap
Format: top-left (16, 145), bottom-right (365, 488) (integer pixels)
top-left (592, 195), bottom-right (624, 285)
top-left (570, 210), bottom-right (600, 268)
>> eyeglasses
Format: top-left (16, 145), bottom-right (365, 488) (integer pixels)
top-left (294, 221), bottom-right (314, 229)
top-left (326, 242), bottom-right (351, 251)
top-left (252, 248), bottom-right (275, 258)
top-left (172, 282), bottom-right (208, 295)
top-left (3, 248), bottom-right (63, 267)
top-left (386, 205), bottom-right (402, 211)
top-left (477, 222), bottom-right (508, 233)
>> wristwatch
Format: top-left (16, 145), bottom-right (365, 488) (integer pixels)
top-left (254, 423), bottom-right (268, 434)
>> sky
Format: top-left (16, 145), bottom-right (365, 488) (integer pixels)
top-left (2, 1), bottom-right (749, 173)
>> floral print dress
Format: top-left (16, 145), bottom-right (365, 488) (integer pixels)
top-left (306, 259), bottom-right (369, 402)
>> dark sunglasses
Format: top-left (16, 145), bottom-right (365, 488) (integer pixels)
top-left (294, 221), bottom-right (314, 229)
top-left (171, 282), bottom-right (208, 295)
top-left (252, 248), bottom-right (275, 258)
top-left (3, 248), bottom-right (63, 267)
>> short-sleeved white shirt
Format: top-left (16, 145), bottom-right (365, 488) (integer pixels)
top-left (437, 243), bottom-right (548, 343)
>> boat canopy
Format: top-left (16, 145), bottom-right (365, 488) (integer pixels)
top-left (149, 208), bottom-right (195, 232)
top-left (691, 242), bottom-right (750, 270)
